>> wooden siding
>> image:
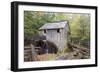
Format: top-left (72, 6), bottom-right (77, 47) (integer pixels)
top-left (40, 27), bottom-right (67, 50)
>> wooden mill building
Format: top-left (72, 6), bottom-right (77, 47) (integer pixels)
top-left (39, 21), bottom-right (70, 50)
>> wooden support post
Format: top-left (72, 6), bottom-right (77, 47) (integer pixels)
top-left (30, 44), bottom-right (38, 61)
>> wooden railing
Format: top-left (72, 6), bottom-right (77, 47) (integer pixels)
top-left (68, 43), bottom-right (90, 58)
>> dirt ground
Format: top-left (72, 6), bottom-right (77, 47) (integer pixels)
top-left (37, 54), bottom-right (57, 61)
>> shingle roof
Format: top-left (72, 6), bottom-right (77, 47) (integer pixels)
top-left (39, 21), bottom-right (67, 30)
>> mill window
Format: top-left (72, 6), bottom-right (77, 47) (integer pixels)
top-left (44, 30), bottom-right (46, 33)
top-left (57, 29), bottom-right (60, 33)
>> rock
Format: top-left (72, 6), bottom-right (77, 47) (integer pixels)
top-left (56, 56), bottom-right (67, 60)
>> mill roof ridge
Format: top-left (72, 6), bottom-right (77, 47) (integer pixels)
top-left (39, 20), bottom-right (68, 30)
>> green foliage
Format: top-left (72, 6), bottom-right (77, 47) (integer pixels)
top-left (24, 11), bottom-right (56, 38)
top-left (69, 14), bottom-right (90, 47)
